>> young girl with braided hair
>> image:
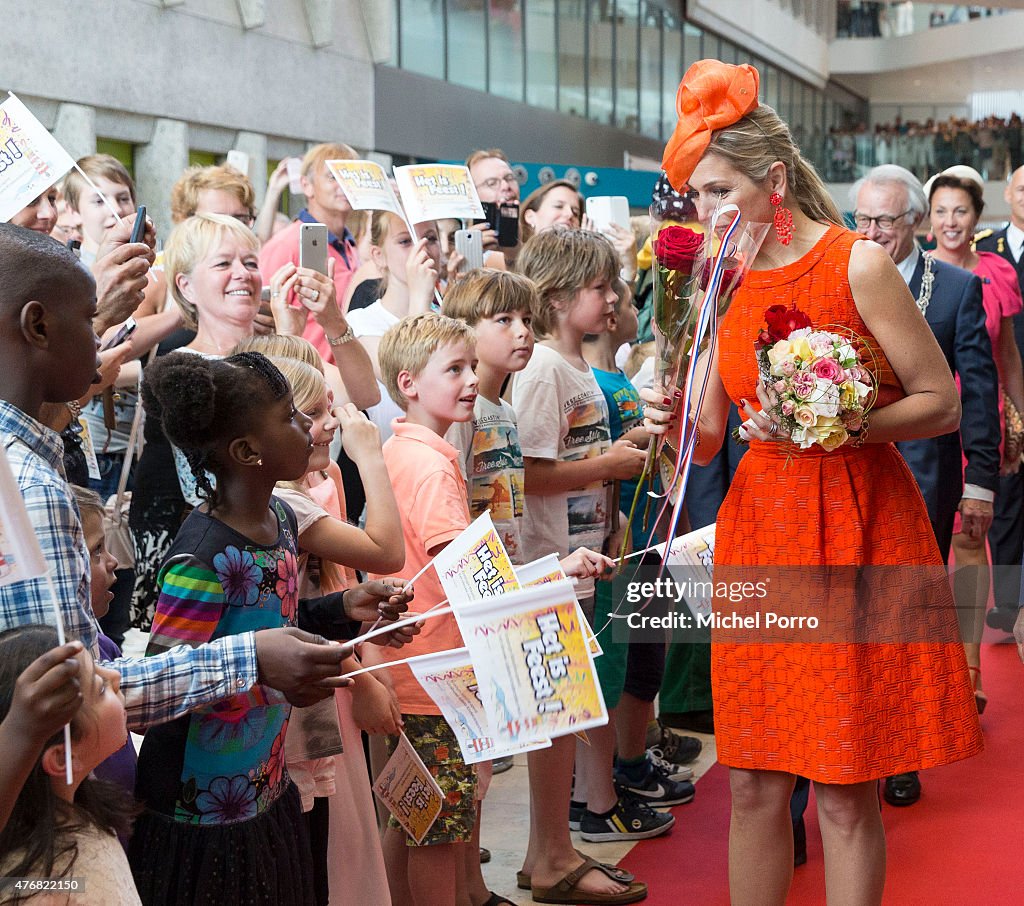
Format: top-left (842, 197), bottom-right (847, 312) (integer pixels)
top-left (128, 350), bottom-right (415, 906)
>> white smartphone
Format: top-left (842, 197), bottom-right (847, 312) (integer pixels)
top-left (586, 195), bottom-right (631, 233)
top-left (455, 229), bottom-right (484, 271)
top-left (299, 222), bottom-right (329, 275)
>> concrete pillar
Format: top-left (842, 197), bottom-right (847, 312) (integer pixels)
top-left (235, 0), bottom-right (266, 29)
top-left (233, 131), bottom-right (269, 207)
top-left (52, 104), bottom-right (96, 163)
top-left (304, 0), bottom-right (334, 48)
top-left (134, 118), bottom-right (188, 239)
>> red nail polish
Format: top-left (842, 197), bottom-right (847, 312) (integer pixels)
top-left (674, 389), bottom-right (683, 399)
top-left (663, 396), bottom-right (672, 405)
top-left (739, 398), bottom-right (747, 407)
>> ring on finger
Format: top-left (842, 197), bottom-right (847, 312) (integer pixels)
top-left (310, 289), bottom-right (320, 302)
top-left (768, 421), bottom-right (780, 437)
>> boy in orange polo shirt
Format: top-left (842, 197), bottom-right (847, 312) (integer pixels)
top-left (364, 312), bottom-right (479, 906)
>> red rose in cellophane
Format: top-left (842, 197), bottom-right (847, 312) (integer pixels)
top-left (764, 304), bottom-right (812, 342)
top-left (653, 225), bottom-right (703, 274)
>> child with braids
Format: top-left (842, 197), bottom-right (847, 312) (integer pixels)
top-left (128, 351), bottom-right (417, 906)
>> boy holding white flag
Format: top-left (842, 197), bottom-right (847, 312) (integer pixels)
top-left (361, 312), bottom-right (482, 906)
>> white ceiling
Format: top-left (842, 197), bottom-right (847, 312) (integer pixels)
top-left (835, 47), bottom-right (1024, 103)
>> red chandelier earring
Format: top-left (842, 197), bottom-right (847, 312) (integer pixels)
top-left (770, 191), bottom-right (794, 246)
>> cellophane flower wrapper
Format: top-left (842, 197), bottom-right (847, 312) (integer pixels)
top-left (624, 210), bottom-right (768, 558)
top-left (653, 213), bottom-right (769, 501)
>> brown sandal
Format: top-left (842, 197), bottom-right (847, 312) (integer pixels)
top-left (517, 850), bottom-right (636, 890)
top-left (530, 855), bottom-right (647, 905)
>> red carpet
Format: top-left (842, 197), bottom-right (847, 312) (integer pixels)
top-left (621, 641), bottom-right (1024, 905)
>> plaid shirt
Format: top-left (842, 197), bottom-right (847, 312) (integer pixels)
top-left (0, 401), bottom-right (258, 731)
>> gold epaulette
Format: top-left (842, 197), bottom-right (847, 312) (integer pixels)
top-left (973, 228), bottom-right (994, 242)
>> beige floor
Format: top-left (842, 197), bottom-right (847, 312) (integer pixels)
top-left (479, 733), bottom-right (718, 905)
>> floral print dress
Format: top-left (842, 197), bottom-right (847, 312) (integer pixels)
top-left (129, 498), bottom-right (316, 906)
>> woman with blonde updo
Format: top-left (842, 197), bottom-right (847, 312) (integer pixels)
top-left (644, 60), bottom-right (982, 905)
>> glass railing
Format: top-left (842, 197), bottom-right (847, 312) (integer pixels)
top-left (836, 3), bottom-right (1015, 39)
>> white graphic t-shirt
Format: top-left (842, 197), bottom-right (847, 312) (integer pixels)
top-left (512, 344), bottom-right (611, 598)
top-left (447, 396), bottom-right (526, 561)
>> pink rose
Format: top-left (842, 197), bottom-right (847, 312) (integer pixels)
top-left (812, 357), bottom-right (844, 383)
top-left (773, 379), bottom-right (787, 394)
top-left (780, 360), bottom-right (797, 377)
top-left (781, 400), bottom-right (796, 417)
top-left (792, 372), bottom-right (815, 400)
top-left (844, 413), bottom-right (863, 432)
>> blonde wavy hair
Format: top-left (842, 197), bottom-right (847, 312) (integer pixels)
top-left (515, 228), bottom-right (619, 338)
top-left (708, 105), bottom-right (843, 228)
top-left (271, 354), bottom-right (343, 590)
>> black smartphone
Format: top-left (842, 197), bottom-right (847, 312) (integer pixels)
top-left (497, 202), bottom-right (519, 247)
top-left (100, 316), bottom-right (137, 351)
top-left (129, 205), bottom-right (147, 244)
top-left (477, 201), bottom-right (519, 247)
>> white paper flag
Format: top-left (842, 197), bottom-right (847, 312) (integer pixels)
top-left (0, 94), bottom-right (76, 224)
top-left (455, 580), bottom-right (608, 746)
top-left (432, 511), bottom-right (520, 607)
top-left (408, 647), bottom-right (551, 764)
top-left (0, 445), bottom-right (48, 587)
top-left (393, 163), bottom-right (485, 224)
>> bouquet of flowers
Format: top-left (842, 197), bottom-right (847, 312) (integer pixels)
top-left (751, 304), bottom-right (876, 450)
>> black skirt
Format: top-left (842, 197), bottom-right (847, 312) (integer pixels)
top-left (128, 782), bottom-right (315, 906)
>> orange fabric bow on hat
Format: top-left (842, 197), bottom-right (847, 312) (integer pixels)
top-left (662, 59), bottom-right (761, 192)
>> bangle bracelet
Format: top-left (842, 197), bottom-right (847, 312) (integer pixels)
top-left (848, 415), bottom-right (869, 448)
top-left (327, 326), bottom-right (355, 347)
top-left (66, 400), bottom-right (83, 419)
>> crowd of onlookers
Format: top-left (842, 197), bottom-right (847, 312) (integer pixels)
top-left (811, 114), bottom-right (1024, 183)
top-left (837, 2), bottom-right (1009, 38)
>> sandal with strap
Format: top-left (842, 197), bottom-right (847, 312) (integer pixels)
top-left (969, 665), bottom-right (987, 714)
top-left (480, 894), bottom-right (515, 906)
top-left (530, 855), bottom-right (648, 905)
top-left (517, 850), bottom-right (635, 890)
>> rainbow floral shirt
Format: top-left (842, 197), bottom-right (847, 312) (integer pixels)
top-left (136, 498), bottom-right (299, 826)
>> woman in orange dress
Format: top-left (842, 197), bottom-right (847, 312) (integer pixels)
top-left (643, 60), bottom-right (983, 905)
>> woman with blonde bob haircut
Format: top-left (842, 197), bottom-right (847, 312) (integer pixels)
top-left (129, 213), bottom-right (266, 626)
top-left (644, 60), bottom-right (982, 906)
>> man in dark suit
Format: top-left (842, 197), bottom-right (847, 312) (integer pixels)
top-left (976, 164), bottom-right (1024, 633)
top-left (852, 165), bottom-right (1000, 807)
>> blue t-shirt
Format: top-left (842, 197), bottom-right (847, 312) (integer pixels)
top-left (592, 366), bottom-right (656, 549)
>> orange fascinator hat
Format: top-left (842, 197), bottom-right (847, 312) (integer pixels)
top-left (662, 59), bottom-right (760, 192)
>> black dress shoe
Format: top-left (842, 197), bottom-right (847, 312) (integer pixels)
top-left (986, 606), bottom-right (1019, 633)
top-left (793, 816), bottom-right (807, 867)
top-left (883, 772), bottom-right (921, 806)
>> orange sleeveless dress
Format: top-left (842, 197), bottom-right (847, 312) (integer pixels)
top-left (711, 225), bottom-right (983, 783)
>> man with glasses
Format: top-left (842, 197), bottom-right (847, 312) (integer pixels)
top-left (467, 148), bottom-right (521, 263)
top-left (852, 164), bottom-right (1000, 807)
